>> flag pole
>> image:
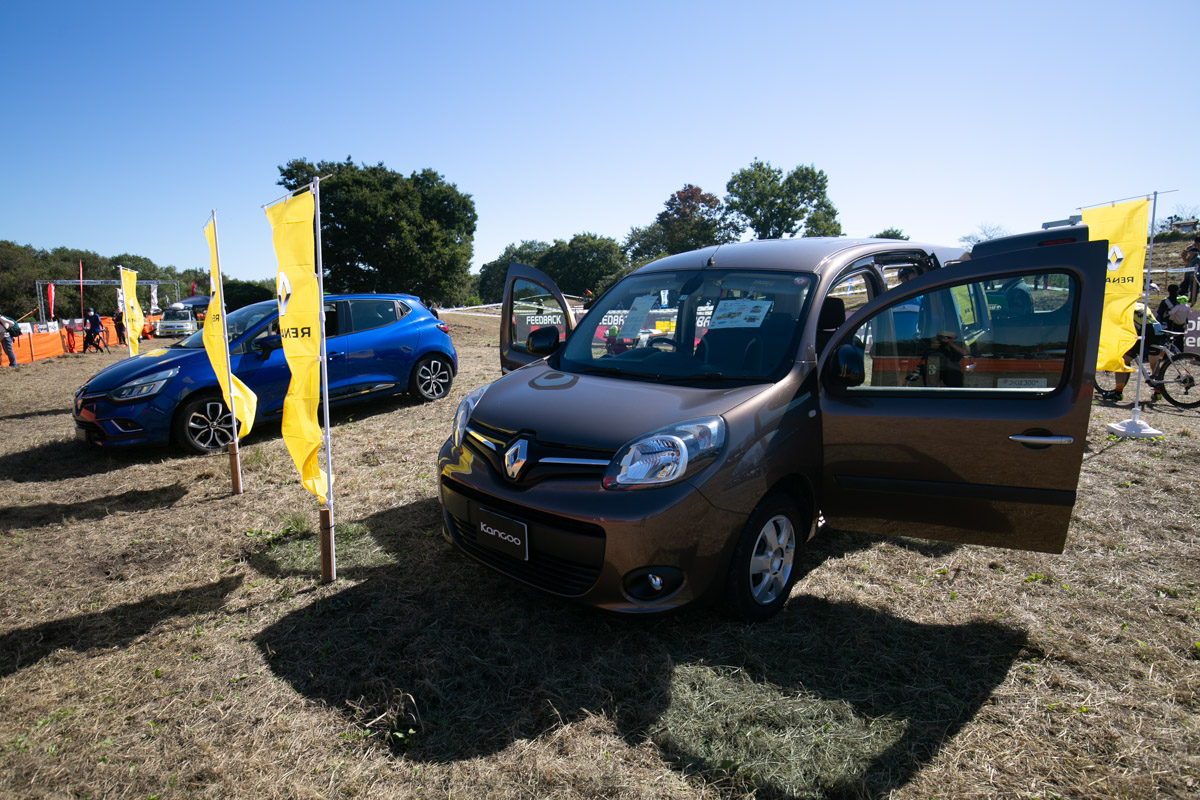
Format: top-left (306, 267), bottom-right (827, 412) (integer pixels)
top-left (1129, 192), bottom-right (1157, 414)
top-left (1106, 192), bottom-right (1163, 438)
top-left (314, 176), bottom-right (336, 582)
top-left (210, 210), bottom-right (244, 495)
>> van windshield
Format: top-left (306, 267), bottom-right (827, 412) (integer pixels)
top-left (557, 269), bottom-right (815, 384)
top-left (161, 309), bottom-right (192, 321)
top-left (172, 301), bottom-right (276, 349)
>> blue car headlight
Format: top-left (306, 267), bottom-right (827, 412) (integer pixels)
top-left (452, 385), bottom-right (488, 449)
top-left (108, 367), bottom-right (179, 401)
top-left (603, 416), bottom-right (725, 490)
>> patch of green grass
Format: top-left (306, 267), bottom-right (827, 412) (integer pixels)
top-left (651, 665), bottom-right (906, 798)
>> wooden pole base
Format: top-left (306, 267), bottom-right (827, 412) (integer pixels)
top-left (227, 441), bottom-right (243, 495)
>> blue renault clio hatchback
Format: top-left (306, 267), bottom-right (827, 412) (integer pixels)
top-left (73, 294), bottom-right (457, 453)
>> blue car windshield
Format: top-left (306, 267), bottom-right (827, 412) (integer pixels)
top-left (556, 269), bottom-right (815, 384)
top-left (172, 300), bottom-right (276, 349)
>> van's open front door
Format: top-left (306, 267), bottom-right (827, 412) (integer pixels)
top-left (500, 262), bottom-right (577, 373)
top-left (818, 237), bottom-right (1107, 553)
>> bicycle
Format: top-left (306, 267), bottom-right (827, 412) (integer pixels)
top-left (81, 327), bottom-right (109, 354)
top-left (1095, 327), bottom-right (1200, 409)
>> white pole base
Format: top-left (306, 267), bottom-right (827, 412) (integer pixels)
top-left (1106, 416), bottom-right (1163, 438)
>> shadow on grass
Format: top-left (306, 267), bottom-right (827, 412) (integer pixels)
top-left (0, 482), bottom-right (187, 530)
top-left (0, 575), bottom-right (242, 678)
top-left (0, 389), bottom-right (439, 477)
top-left (0, 437), bottom-right (171, 483)
top-left (253, 500), bottom-right (1020, 798)
top-left (0, 407), bottom-right (72, 422)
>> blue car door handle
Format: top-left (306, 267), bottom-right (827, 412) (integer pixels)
top-left (328, 351), bottom-right (345, 360)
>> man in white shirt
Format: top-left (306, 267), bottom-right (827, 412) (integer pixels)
top-left (0, 313), bottom-right (17, 367)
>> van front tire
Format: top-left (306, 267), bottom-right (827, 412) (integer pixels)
top-left (725, 493), bottom-right (804, 622)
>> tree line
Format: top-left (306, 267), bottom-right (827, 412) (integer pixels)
top-left (0, 242), bottom-right (273, 323)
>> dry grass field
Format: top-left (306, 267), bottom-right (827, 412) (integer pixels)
top-left (1, 308), bottom-right (1198, 799)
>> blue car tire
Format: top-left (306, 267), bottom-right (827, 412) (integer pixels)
top-left (410, 354), bottom-right (454, 401)
top-left (174, 392), bottom-right (236, 455)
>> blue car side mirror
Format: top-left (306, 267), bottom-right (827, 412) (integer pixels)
top-left (256, 334), bottom-right (283, 359)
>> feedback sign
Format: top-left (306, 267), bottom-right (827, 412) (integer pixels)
top-left (1185, 311), bottom-right (1200, 355)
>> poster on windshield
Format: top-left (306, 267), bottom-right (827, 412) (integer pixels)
top-left (617, 295), bottom-right (657, 339)
top-left (709, 299), bottom-right (772, 329)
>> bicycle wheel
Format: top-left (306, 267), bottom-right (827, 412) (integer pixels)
top-left (1157, 353), bottom-right (1200, 409)
top-left (1094, 369), bottom-right (1124, 395)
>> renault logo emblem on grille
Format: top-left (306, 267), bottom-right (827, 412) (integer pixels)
top-left (504, 439), bottom-right (529, 481)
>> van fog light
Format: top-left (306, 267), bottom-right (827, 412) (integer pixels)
top-left (623, 567), bottom-right (683, 602)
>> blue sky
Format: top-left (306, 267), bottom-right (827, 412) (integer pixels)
top-left (2, 0), bottom-right (1197, 284)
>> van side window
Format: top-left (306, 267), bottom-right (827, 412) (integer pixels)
top-left (510, 279), bottom-right (568, 353)
top-left (850, 271), bottom-right (1075, 392)
top-left (819, 271), bottom-right (876, 355)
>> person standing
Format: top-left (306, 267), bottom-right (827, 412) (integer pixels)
top-left (82, 308), bottom-right (103, 353)
top-left (1180, 236), bottom-right (1200, 304)
top-left (114, 307), bottom-right (126, 346)
top-left (0, 312), bottom-right (18, 368)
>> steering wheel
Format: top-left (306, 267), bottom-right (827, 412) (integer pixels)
top-left (648, 336), bottom-right (680, 351)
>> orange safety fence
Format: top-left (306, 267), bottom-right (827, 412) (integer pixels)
top-left (10, 315), bottom-right (164, 365)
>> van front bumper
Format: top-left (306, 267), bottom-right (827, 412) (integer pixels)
top-left (437, 438), bottom-right (744, 613)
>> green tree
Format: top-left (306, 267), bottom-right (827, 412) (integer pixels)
top-left (623, 222), bottom-right (668, 268)
top-left (223, 278), bottom-right (274, 310)
top-left (656, 184), bottom-right (739, 255)
top-left (725, 159), bottom-right (841, 239)
top-left (276, 157), bottom-right (477, 305)
top-left (801, 197), bottom-right (843, 238)
top-left (536, 233), bottom-right (627, 297)
top-left (476, 240), bottom-right (552, 304)
top-left (872, 227), bottom-right (909, 240)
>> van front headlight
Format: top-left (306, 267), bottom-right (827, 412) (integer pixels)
top-left (452, 385), bottom-right (488, 449)
top-left (603, 416), bottom-right (725, 489)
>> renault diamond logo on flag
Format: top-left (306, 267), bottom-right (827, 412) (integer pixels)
top-left (504, 439), bottom-right (529, 481)
top-left (277, 271), bottom-right (293, 316)
top-left (1107, 245), bottom-right (1124, 272)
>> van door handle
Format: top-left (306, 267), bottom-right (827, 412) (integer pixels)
top-left (1008, 434), bottom-right (1073, 445)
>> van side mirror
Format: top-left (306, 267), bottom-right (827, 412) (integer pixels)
top-left (828, 343), bottom-right (865, 388)
top-left (527, 326), bottom-right (561, 355)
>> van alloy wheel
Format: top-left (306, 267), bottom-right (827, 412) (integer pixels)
top-left (726, 493), bottom-right (805, 622)
top-left (747, 513), bottom-right (796, 605)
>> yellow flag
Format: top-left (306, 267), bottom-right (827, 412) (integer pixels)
top-left (120, 267), bottom-right (145, 358)
top-left (264, 190), bottom-right (330, 504)
top-left (1082, 199), bottom-right (1150, 372)
top-left (203, 219), bottom-right (258, 439)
